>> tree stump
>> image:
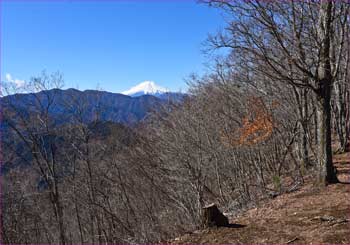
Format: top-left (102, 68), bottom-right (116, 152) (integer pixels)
top-left (201, 203), bottom-right (229, 228)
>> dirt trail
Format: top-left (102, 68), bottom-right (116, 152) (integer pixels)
top-left (170, 152), bottom-right (350, 244)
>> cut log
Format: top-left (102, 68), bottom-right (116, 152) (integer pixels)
top-left (202, 203), bottom-right (229, 228)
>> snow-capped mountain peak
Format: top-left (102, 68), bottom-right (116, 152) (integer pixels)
top-left (122, 81), bottom-right (168, 97)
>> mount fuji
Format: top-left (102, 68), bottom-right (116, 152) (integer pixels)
top-left (122, 81), bottom-right (168, 97)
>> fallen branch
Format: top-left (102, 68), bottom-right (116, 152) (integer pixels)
top-left (286, 237), bottom-right (298, 244)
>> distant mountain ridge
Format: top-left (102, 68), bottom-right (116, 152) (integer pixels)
top-left (0, 88), bottom-right (186, 174)
top-left (0, 88), bottom-right (186, 126)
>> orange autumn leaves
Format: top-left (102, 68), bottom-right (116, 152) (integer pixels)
top-left (222, 97), bottom-right (277, 147)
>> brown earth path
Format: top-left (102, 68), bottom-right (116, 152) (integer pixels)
top-left (170, 152), bottom-right (350, 244)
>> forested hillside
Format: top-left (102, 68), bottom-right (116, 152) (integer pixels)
top-left (1, 1), bottom-right (349, 244)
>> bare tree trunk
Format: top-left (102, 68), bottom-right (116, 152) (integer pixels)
top-left (333, 82), bottom-right (346, 152)
top-left (301, 89), bottom-right (310, 167)
top-left (316, 1), bottom-right (339, 184)
top-left (343, 39), bottom-right (350, 151)
top-left (57, 203), bottom-right (66, 245)
top-left (52, 186), bottom-right (66, 245)
top-left (346, 89), bottom-right (350, 149)
top-left (294, 87), bottom-right (310, 168)
top-left (316, 92), bottom-right (338, 184)
top-left (313, 97), bottom-right (318, 146)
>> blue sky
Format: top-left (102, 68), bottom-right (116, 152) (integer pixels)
top-left (1, 0), bottom-right (225, 93)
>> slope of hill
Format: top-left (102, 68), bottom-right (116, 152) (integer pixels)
top-left (169, 152), bottom-right (350, 244)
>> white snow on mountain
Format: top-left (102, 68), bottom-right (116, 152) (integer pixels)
top-left (122, 81), bottom-right (168, 97)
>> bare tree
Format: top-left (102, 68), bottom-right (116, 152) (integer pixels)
top-left (203, 0), bottom-right (349, 184)
top-left (2, 71), bottom-right (68, 244)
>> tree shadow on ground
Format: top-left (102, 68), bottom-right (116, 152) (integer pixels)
top-left (225, 223), bottom-right (246, 228)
